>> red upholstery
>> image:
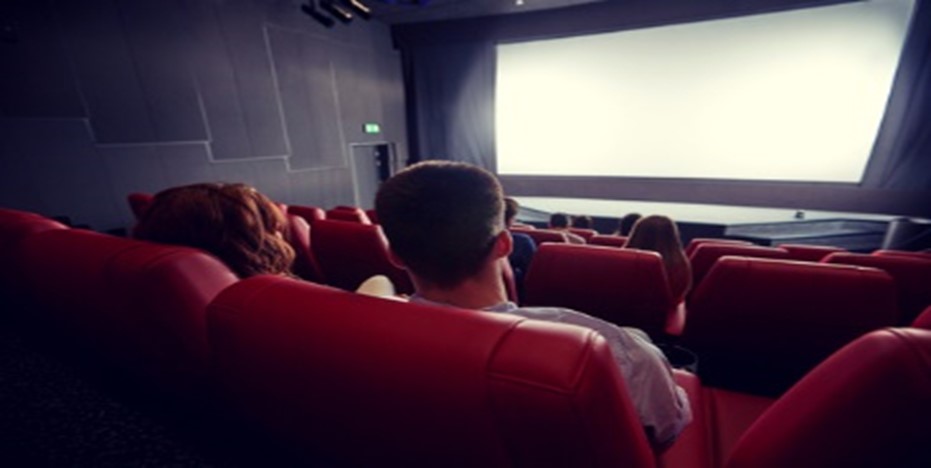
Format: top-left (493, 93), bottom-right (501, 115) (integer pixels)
top-left (726, 328), bottom-right (931, 468)
top-left (824, 252), bottom-right (931, 325)
top-left (17, 229), bottom-right (237, 395)
top-left (0, 209), bottom-right (68, 296)
top-left (777, 243), bottom-right (845, 262)
top-left (326, 206), bottom-right (372, 224)
top-left (568, 227), bottom-right (597, 241)
top-left (127, 192), bottom-right (154, 220)
top-left (660, 371), bottom-right (714, 468)
top-left (683, 257), bottom-right (899, 395)
top-left (689, 244), bottom-right (789, 290)
top-left (706, 389), bottom-right (774, 467)
top-left (511, 227), bottom-right (569, 245)
top-left (589, 234), bottom-right (628, 248)
top-left (287, 205), bottom-right (326, 226)
top-left (365, 208), bottom-right (378, 224)
top-left (284, 214), bottom-right (325, 283)
top-left (310, 219), bottom-right (413, 294)
top-left (873, 249), bottom-right (931, 261)
top-left (913, 305), bottom-right (931, 329)
top-left (207, 275), bottom-right (655, 467)
top-left (685, 238), bottom-right (753, 258)
top-left (523, 244), bottom-right (677, 338)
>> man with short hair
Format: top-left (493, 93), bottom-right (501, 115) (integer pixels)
top-left (549, 212), bottom-right (586, 244)
top-left (376, 161), bottom-right (691, 450)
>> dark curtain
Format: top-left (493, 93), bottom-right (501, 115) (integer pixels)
top-left (866, 0), bottom-right (931, 191)
top-left (402, 42), bottom-right (496, 170)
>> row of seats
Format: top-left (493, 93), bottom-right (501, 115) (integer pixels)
top-left (130, 196), bottom-right (931, 392)
top-left (3, 207), bottom-right (931, 467)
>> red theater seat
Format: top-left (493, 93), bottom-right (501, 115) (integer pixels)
top-left (287, 205), bottom-right (326, 226)
top-left (873, 249), bottom-right (931, 261)
top-left (207, 275), bottom-right (656, 467)
top-left (725, 328), bottom-right (931, 468)
top-left (523, 244), bottom-right (678, 338)
top-left (310, 219), bottom-right (413, 294)
top-left (18, 229), bottom-right (237, 396)
top-left (283, 214), bottom-right (325, 283)
top-left (683, 257), bottom-right (898, 395)
top-left (127, 192), bottom-right (154, 220)
top-left (365, 208), bottom-right (378, 224)
top-left (685, 238), bottom-right (753, 258)
top-left (824, 252), bottom-right (931, 325)
top-left (913, 305), bottom-right (931, 329)
top-left (0, 209), bottom-right (68, 297)
top-left (689, 244), bottom-right (790, 290)
top-left (778, 243), bottom-right (845, 262)
top-left (326, 206), bottom-right (372, 224)
top-left (511, 227), bottom-right (569, 245)
top-left (568, 227), bottom-right (597, 241)
top-left (588, 234), bottom-right (628, 248)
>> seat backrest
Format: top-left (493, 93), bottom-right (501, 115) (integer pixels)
top-left (512, 227), bottom-right (569, 245)
top-left (913, 305), bottom-right (931, 329)
top-left (726, 328), bottom-right (931, 468)
top-left (284, 214), bottom-right (325, 283)
top-left (0, 209), bottom-right (68, 295)
top-left (683, 257), bottom-right (899, 395)
top-left (777, 243), bottom-right (845, 262)
top-left (824, 252), bottom-right (931, 325)
top-left (685, 238), bottom-right (753, 258)
top-left (310, 219), bottom-right (413, 294)
top-left (524, 244), bottom-right (676, 338)
top-left (18, 229), bottom-right (238, 396)
top-left (126, 192), bottom-right (154, 220)
top-left (690, 244), bottom-right (789, 290)
top-left (207, 275), bottom-right (654, 467)
top-left (365, 208), bottom-right (378, 224)
top-left (588, 235), bottom-right (628, 248)
top-left (326, 206), bottom-right (372, 224)
top-left (287, 205), bottom-right (326, 226)
top-left (568, 228), bottom-right (598, 241)
top-left (873, 249), bottom-right (931, 261)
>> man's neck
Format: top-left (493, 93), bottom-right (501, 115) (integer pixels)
top-left (413, 262), bottom-right (508, 310)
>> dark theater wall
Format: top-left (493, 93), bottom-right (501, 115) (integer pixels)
top-left (0, 0), bottom-right (407, 231)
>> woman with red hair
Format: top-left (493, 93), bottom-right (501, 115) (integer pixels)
top-left (134, 182), bottom-right (295, 278)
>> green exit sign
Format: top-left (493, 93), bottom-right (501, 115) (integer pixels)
top-left (363, 123), bottom-right (381, 134)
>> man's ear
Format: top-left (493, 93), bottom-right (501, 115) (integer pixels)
top-left (386, 248), bottom-right (408, 270)
top-left (492, 230), bottom-right (513, 259)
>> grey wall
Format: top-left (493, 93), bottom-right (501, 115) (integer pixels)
top-left (0, 0), bottom-right (407, 231)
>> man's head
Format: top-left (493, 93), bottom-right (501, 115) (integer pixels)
top-left (549, 212), bottom-right (571, 229)
top-left (376, 161), bottom-right (505, 288)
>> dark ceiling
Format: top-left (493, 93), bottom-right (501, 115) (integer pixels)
top-left (366, 0), bottom-right (607, 24)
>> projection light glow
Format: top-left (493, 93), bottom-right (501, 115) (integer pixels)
top-left (495, 0), bottom-right (916, 182)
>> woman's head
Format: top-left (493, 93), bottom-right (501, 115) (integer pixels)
top-left (133, 182), bottom-right (295, 278)
top-left (625, 215), bottom-right (684, 254)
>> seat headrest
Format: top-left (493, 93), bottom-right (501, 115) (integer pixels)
top-left (208, 275), bottom-right (653, 466)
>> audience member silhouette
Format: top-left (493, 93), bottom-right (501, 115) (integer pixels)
top-left (549, 212), bottom-right (586, 244)
top-left (617, 213), bottom-right (642, 236)
top-left (572, 214), bottom-right (594, 229)
top-left (504, 197), bottom-right (536, 300)
top-left (625, 215), bottom-right (692, 303)
top-left (375, 161), bottom-right (691, 450)
top-left (133, 182), bottom-right (295, 278)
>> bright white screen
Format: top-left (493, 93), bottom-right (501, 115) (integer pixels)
top-left (496, 0), bottom-right (915, 182)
